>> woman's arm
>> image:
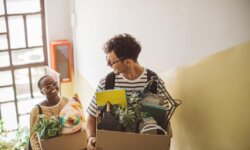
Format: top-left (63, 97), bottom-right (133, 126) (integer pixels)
top-left (30, 107), bottom-right (42, 150)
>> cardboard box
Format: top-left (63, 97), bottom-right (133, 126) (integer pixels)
top-left (96, 130), bottom-right (171, 150)
top-left (38, 130), bottom-right (87, 150)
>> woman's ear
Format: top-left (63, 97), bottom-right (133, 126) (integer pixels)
top-left (40, 90), bottom-right (44, 95)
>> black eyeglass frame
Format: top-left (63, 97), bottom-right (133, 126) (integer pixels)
top-left (106, 56), bottom-right (126, 67)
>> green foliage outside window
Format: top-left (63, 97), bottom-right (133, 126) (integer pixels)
top-left (0, 119), bottom-right (29, 150)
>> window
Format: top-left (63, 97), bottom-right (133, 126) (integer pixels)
top-left (0, 0), bottom-right (48, 132)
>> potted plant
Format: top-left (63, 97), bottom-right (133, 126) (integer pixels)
top-left (115, 92), bottom-right (147, 132)
top-left (35, 115), bottom-right (62, 139)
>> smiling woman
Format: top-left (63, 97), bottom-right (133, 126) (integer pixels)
top-left (29, 75), bottom-right (69, 150)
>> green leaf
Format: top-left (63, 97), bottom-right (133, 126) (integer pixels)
top-left (35, 115), bottom-right (62, 139)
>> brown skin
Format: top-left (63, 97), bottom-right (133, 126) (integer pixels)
top-left (86, 51), bottom-right (144, 150)
top-left (39, 76), bottom-right (60, 106)
top-left (86, 115), bottom-right (97, 150)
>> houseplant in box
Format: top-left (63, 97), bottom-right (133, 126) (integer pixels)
top-left (35, 115), bottom-right (62, 139)
top-left (115, 92), bottom-right (148, 132)
top-left (35, 93), bottom-right (84, 139)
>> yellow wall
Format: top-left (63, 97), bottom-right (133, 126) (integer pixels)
top-left (160, 41), bottom-right (250, 150)
top-left (74, 70), bottom-right (95, 116)
top-left (61, 67), bottom-right (75, 98)
top-left (61, 81), bottom-right (74, 98)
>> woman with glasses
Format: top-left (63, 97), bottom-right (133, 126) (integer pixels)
top-left (29, 75), bottom-right (69, 150)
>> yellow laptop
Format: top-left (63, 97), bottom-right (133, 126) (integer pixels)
top-left (96, 89), bottom-right (127, 108)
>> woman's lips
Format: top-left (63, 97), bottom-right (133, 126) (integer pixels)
top-left (50, 89), bottom-right (57, 94)
top-left (50, 89), bottom-right (57, 93)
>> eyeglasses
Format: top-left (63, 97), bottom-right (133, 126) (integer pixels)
top-left (106, 56), bottom-right (125, 67)
top-left (41, 81), bottom-right (58, 92)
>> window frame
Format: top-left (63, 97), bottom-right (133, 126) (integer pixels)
top-left (0, 0), bottom-right (48, 131)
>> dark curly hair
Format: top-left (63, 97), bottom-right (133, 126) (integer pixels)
top-left (37, 75), bottom-right (50, 89)
top-left (103, 33), bottom-right (141, 62)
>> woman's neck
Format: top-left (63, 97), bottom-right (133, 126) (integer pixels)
top-left (46, 96), bottom-right (60, 106)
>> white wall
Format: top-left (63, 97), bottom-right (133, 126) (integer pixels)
top-left (74, 0), bottom-right (250, 88)
top-left (45, 0), bottom-right (72, 42)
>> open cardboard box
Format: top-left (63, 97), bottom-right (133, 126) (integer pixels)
top-left (96, 126), bottom-right (172, 150)
top-left (95, 88), bottom-right (175, 150)
top-left (38, 130), bottom-right (87, 150)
